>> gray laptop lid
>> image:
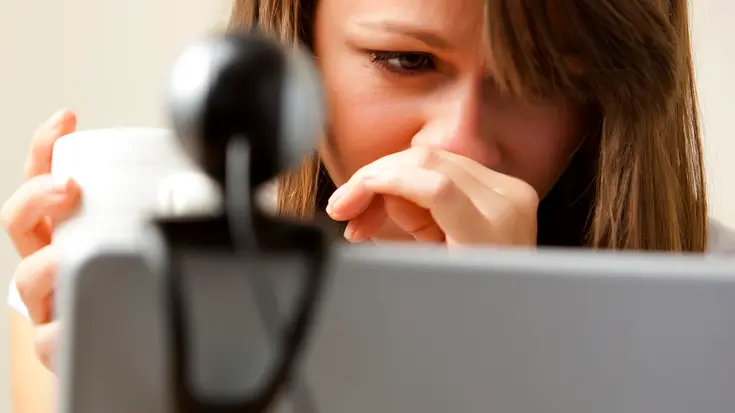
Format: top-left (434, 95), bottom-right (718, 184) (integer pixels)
top-left (55, 239), bottom-right (735, 413)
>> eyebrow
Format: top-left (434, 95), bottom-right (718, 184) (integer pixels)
top-left (353, 20), bottom-right (452, 50)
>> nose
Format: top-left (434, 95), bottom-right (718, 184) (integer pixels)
top-left (410, 74), bottom-right (501, 168)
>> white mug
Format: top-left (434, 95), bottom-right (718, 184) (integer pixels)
top-left (51, 127), bottom-right (222, 245)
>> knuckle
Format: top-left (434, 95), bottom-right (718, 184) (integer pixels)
top-left (35, 346), bottom-right (49, 370)
top-left (415, 147), bottom-right (442, 170)
top-left (507, 178), bottom-right (539, 209)
top-left (518, 183), bottom-right (540, 209)
top-left (15, 248), bottom-right (55, 302)
top-left (14, 262), bottom-right (34, 305)
top-left (373, 167), bottom-right (400, 186)
top-left (1, 182), bottom-right (37, 234)
top-left (22, 174), bottom-right (55, 198)
top-left (433, 176), bottom-right (459, 203)
top-left (34, 332), bottom-right (53, 370)
top-left (385, 167), bottom-right (402, 184)
top-left (0, 207), bottom-right (23, 238)
top-left (27, 173), bottom-right (55, 190)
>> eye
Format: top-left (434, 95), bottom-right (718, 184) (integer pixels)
top-left (370, 51), bottom-right (436, 74)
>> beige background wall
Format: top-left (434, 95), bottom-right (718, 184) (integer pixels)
top-left (0, 1), bottom-right (732, 412)
top-left (0, 1), bottom-right (230, 411)
top-left (692, 1), bottom-right (735, 225)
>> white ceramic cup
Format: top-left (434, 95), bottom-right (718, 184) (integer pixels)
top-left (51, 128), bottom-right (222, 246)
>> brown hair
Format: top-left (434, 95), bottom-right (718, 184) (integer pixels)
top-left (228, 0), bottom-right (708, 252)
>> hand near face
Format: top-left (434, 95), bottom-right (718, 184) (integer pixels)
top-left (326, 148), bottom-right (540, 247)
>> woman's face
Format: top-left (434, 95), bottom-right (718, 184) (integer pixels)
top-left (314, 0), bottom-right (583, 239)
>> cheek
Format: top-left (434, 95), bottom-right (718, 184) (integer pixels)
top-left (495, 109), bottom-right (582, 198)
top-left (318, 63), bottom-right (419, 185)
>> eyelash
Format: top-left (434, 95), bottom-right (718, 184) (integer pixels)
top-left (370, 51), bottom-right (437, 76)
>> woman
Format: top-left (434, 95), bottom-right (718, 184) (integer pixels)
top-left (5, 0), bottom-right (735, 411)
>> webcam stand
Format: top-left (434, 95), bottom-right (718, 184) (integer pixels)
top-left (54, 30), bottom-right (331, 413)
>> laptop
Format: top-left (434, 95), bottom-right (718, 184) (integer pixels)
top-left (55, 234), bottom-right (735, 413)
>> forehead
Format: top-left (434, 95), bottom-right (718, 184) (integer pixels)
top-left (318, 0), bottom-right (487, 43)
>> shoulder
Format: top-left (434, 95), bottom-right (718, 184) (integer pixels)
top-left (708, 219), bottom-right (735, 254)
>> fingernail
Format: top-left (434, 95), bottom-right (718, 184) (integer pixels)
top-left (343, 223), bottom-right (355, 241)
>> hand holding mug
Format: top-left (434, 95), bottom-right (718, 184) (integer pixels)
top-left (2, 110), bottom-right (79, 369)
top-left (2, 110), bottom-right (220, 372)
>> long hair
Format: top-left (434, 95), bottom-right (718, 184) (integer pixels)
top-left (228, 0), bottom-right (708, 252)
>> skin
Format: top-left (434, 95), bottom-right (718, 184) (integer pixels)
top-left (4, 0), bottom-right (582, 411)
top-left (5, 110), bottom-right (78, 413)
top-left (315, 0), bottom-right (582, 243)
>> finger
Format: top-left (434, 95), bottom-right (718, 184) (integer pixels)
top-left (326, 179), bottom-right (376, 222)
top-left (1, 176), bottom-right (81, 257)
top-left (343, 196), bottom-right (386, 242)
top-left (15, 245), bottom-right (58, 324)
top-left (328, 151), bottom-right (423, 218)
top-left (383, 195), bottom-right (445, 242)
top-left (436, 150), bottom-right (539, 203)
top-left (326, 150), bottom-right (429, 221)
top-left (427, 150), bottom-right (505, 186)
top-left (25, 110), bottom-right (77, 179)
top-left (347, 147), bottom-right (474, 182)
top-left (327, 148), bottom-right (488, 220)
top-left (362, 167), bottom-right (493, 244)
top-left (404, 148), bottom-right (539, 218)
top-left (35, 321), bottom-right (61, 371)
top-left (352, 147), bottom-right (528, 197)
top-left (328, 148), bottom-right (488, 221)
